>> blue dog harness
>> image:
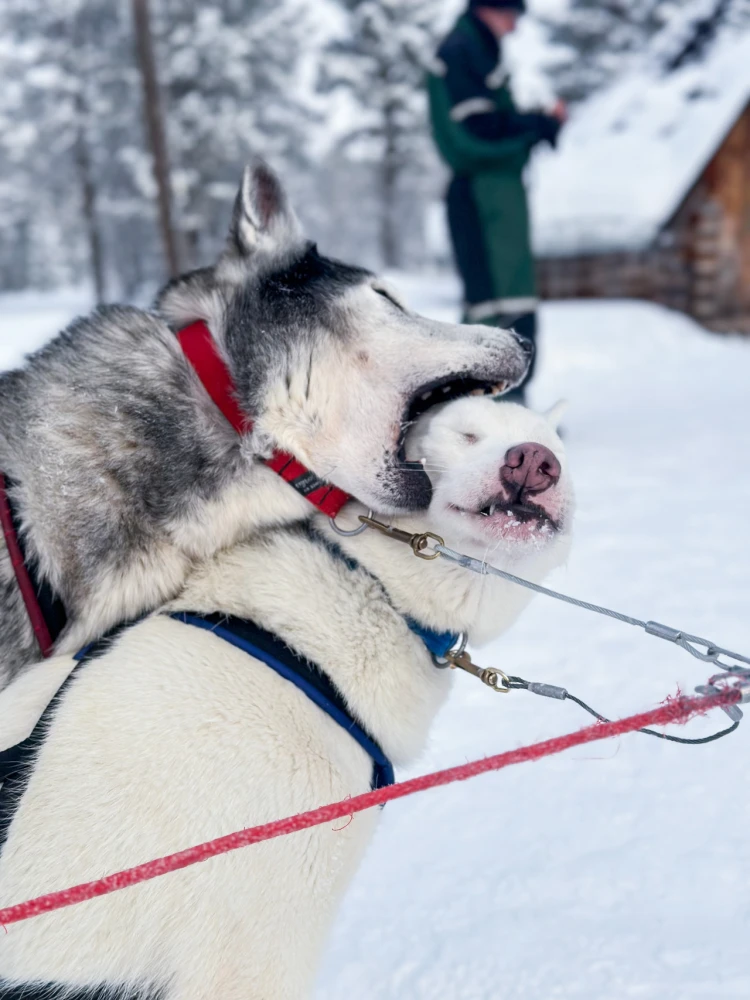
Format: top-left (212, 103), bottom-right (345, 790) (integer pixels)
top-left (169, 610), bottom-right (458, 791)
top-left (0, 610), bottom-right (461, 1000)
top-left (171, 612), bottom-right (397, 790)
top-left (0, 605), bottom-right (459, 853)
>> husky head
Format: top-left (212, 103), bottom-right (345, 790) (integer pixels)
top-left (407, 396), bottom-right (573, 566)
top-left (158, 160), bottom-right (531, 514)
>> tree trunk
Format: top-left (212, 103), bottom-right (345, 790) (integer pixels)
top-left (379, 104), bottom-right (400, 270)
top-left (131, 0), bottom-right (181, 278)
top-left (74, 102), bottom-right (105, 304)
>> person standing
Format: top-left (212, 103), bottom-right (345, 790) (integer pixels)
top-left (428, 0), bottom-right (565, 402)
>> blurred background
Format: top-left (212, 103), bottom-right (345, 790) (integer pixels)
top-left (2, 0), bottom-right (749, 333)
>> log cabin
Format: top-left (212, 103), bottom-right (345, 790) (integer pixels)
top-left (531, 31), bottom-right (750, 333)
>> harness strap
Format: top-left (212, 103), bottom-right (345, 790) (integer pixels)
top-left (405, 618), bottom-right (460, 660)
top-left (0, 609), bottom-right (392, 862)
top-left (177, 321), bottom-right (351, 518)
top-left (0, 475), bottom-right (67, 658)
top-left (171, 611), bottom-right (395, 790)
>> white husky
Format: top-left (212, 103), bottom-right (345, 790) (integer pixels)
top-left (0, 397), bottom-right (573, 999)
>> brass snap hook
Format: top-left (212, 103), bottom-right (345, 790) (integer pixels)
top-left (479, 667), bottom-right (512, 693)
top-left (410, 532), bottom-right (444, 560)
top-left (357, 515), bottom-right (444, 560)
top-left (445, 650), bottom-right (511, 693)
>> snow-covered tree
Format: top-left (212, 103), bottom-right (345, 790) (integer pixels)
top-left (0, 0), bottom-right (322, 294)
top-left (154, 0), bottom-right (318, 269)
top-left (652, 0), bottom-right (747, 71)
top-left (0, 0), bottom-right (164, 297)
top-left (544, 0), bottom-right (750, 102)
top-left (321, 0), bottom-right (438, 269)
top-left (0, 0), bottom-right (459, 292)
top-left (542, 0), bottom-right (669, 102)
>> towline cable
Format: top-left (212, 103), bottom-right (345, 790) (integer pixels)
top-left (0, 687), bottom-right (739, 930)
top-left (353, 515), bottom-right (750, 721)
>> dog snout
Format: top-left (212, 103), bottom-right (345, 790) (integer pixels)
top-left (502, 442), bottom-right (561, 496)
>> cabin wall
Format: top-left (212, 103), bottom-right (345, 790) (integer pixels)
top-left (536, 244), bottom-right (691, 314)
top-left (536, 103), bottom-right (750, 333)
top-left (690, 103), bottom-right (750, 324)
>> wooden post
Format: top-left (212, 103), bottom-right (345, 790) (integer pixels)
top-left (131, 0), bottom-right (181, 278)
top-left (379, 101), bottom-right (400, 270)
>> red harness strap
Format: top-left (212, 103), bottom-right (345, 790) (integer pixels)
top-left (0, 474), bottom-right (55, 658)
top-left (176, 321), bottom-right (350, 518)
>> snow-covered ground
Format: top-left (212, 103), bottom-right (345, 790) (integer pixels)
top-left (0, 289), bottom-right (91, 372)
top-left (2, 283), bottom-right (749, 998)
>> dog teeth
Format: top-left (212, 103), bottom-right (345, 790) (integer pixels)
top-left (417, 379), bottom-right (509, 406)
top-left (488, 503), bottom-right (497, 516)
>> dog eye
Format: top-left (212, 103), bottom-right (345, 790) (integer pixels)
top-left (373, 286), bottom-right (406, 312)
top-left (462, 432), bottom-right (479, 445)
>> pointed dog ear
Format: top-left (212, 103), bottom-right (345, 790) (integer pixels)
top-left (228, 158), bottom-right (302, 258)
top-left (545, 399), bottom-right (568, 429)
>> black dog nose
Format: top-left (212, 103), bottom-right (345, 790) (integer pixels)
top-left (511, 330), bottom-right (534, 359)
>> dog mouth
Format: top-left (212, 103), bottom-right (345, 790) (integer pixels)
top-left (451, 497), bottom-right (560, 534)
top-left (396, 375), bottom-right (510, 463)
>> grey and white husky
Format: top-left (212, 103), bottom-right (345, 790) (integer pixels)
top-left (0, 396), bottom-right (573, 999)
top-left (0, 160), bottom-right (530, 688)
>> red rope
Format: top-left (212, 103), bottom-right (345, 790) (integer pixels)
top-left (0, 689), bottom-right (739, 929)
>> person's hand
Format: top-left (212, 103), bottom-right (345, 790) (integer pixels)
top-left (551, 99), bottom-right (568, 123)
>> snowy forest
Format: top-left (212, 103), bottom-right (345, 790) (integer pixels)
top-left (1, 0), bottom-right (749, 300)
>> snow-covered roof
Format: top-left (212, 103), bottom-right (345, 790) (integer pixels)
top-left (531, 30), bottom-right (750, 257)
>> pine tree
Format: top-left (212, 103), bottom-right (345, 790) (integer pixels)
top-left (544, 0), bottom-right (750, 103)
top-left (321, 0), bottom-right (437, 269)
top-left (0, 0), bottom-right (159, 297)
top-left (542, 0), bottom-right (667, 103)
top-left (0, 0), bottom-right (320, 294)
top-left (154, 0), bottom-right (317, 269)
top-left (652, 0), bottom-right (744, 71)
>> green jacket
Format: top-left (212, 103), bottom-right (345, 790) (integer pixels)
top-left (428, 13), bottom-right (560, 310)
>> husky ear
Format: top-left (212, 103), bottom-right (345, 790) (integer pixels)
top-left (544, 399), bottom-right (568, 429)
top-left (228, 159), bottom-right (301, 258)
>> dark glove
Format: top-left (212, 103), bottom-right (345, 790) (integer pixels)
top-left (532, 114), bottom-right (562, 149)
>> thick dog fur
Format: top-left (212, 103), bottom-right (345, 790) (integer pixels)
top-left (0, 160), bottom-right (530, 688)
top-left (0, 397), bottom-right (573, 999)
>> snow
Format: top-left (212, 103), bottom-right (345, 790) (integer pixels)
top-left (2, 283), bottom-right (750, 997)
top-left (531, 29), bottom-right (750, 256)
top-left (317, 276), bottom-right (750, 997)
top-left (0, 288), bottom-right (91, 371)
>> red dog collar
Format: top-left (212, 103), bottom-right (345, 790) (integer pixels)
top-left (177, 321), bottom-right (350, 518)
